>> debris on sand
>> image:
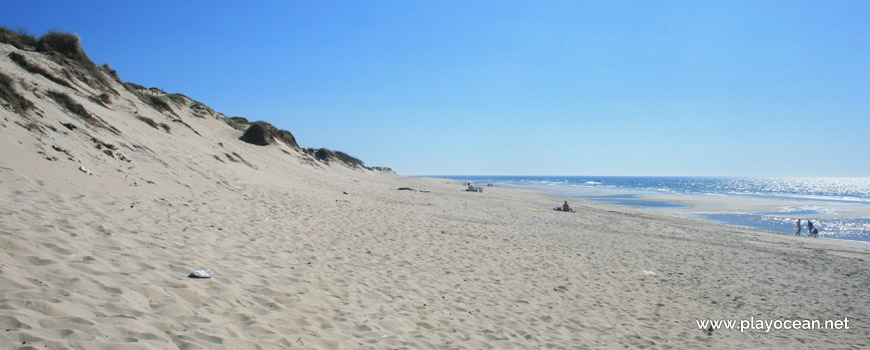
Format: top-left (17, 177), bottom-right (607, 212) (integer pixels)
top-left (188, 269), bottom-right (214, 278)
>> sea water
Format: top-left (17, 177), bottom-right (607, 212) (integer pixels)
top-left (429, 176), bottom-right (870, 242)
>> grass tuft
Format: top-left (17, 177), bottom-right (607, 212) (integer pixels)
top-left (166, 93), bottom-right (186, 105)
top-left (228, 116), bottom-right (249, 130)
top-left (333, 151), bottom-right (365, 168)
top-left (304, 147), bottom-right (368, 168)
top-left (145, 95), bottom-right (174, 114)
top-left (124, 82), bottom-right (146, 92)
top-left (0, 26), bottom-right (38, 49)
top-left (136, 115), bottom-right (159, 129)
top-left (230, 116), bottom-right (249, 124)
top-left (8, 52), bottom-right (73, 88)
top-left (36, 31), bottom-right (91, 65)
top-left (101, 62), bottom-right (122, 84)
top-left (46, 90), bottom-right (89, 119)
top-left (313, 148), bottom-right (335, 162)
top-left (0, 72), bottom-right (35, 113)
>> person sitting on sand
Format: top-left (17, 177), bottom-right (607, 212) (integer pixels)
top-left (560, 201), bottom-right (575, 212)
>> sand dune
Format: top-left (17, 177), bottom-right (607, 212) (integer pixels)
top-left (2, 41), bottom-right (869, 349)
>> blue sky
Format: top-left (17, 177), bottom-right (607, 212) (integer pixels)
top-left (4, 1), bottom-right (869, 176)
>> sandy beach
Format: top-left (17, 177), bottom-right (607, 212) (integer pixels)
top-left (2, 42), bottom-right (870, 349)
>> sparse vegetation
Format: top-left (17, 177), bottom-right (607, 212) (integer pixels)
top-left (313, 148), bottom-right (335, 162)
top-left (124, 82), bottom-right (146, 92)
top-left (122, 82), bottom-right (178, 116)
top-left (102, 63), bottom-right (118, 77)
top-left (97, 93), bottom-right (111, 104)
top-left (91, 137), bottom-right (116, 153)
top-left (192, 101), bottom-right (210, 111)
top-left (6, 28), bottom-right (117, 94)
top-left (239, 121), bottom-right (299, 148)
top-left (87, 92), bottom-right (112, 108)
top-left (8, 52), bottom-right (73, 88)
top-left (51, 145), bottom-right (74, 160)
top-left (17, 120), bottom-right (45, 133)
top-left (369, 166), bottom-right (395, 173)
top-left (46, 90), bottom-right (89, 119)
top-left (136, 115), bottom-right (159, 129)
top-left (333, 151), bottom-right (365, 168)
top-left (231, 116), bottom-right (249, 124)
top-left (304, 147), bottom-right (372, 169)
top-left (227, 116), bottom-right (250, 130)
top-left (166, 93), bottom-right (186, 105)
top-left (278, 130), bottom-right (296, 146)
top-left (0, 72), bottom-right (34, 113)
top-left (36, 31), bottom-right (91, 65)
top-left (101, 62), bottom-right (122, 84)
top-left (135, 115), bottom-right (171, 133)
top-left (171, 119), bottom-right (201, 136)
top-left (231, 152), bottom-right (254, 168)
top-left (188, 100), bottom-right (215, 119)
top-left (4, 26), bottom-right (390, 171)
top-left (5, 26), bottom-right (118, 96)
top-left (144, 95), bottom-right (175, 115)
top-left (0, 26), bottom-right (38, 49)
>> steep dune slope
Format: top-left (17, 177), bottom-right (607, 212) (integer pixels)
top-left (1, 39), bottom-right (410, 349)
top-left (0, 39), bottom-right (384, 201)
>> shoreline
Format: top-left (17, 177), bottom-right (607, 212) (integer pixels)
top-left (435, 176), bottom-right (870, 243)
top-left (440, 175), bottom-right (870, 242)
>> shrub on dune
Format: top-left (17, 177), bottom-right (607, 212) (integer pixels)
top-left (36, 31), bottom-right (91, 65)
top-left (0, 26), bottom-right (38, 50)
top-left (240, 121), bottom-right (299, 148)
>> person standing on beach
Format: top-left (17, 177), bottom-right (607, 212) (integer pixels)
top-left (807, 220), bottom-right (815, 234)
top-left (796, 219), bottom-right (802, 235)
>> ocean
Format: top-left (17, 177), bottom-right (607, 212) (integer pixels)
top-left (428, 176), bottom-right (870, 243)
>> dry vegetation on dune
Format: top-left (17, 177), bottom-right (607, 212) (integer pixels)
top-left (228, 116), bottom-right (250, 130)
top-left (302, 147), bottom-right (367, 169)
top-left (8, 51), bottom-right (73, 88)
top-left (0, 72), bottom-right (34, 113)
top-left (237, 120), bottom-right (376, 170)
top-left (36, 31), bottom-right (91, 65)
top-left (240, 120), bottom-right (299, 148)
top-left (46, 90), bottom-right (89, 119)
top-left (0, 27), bottom-right (39, 50)
top-left (0, 25), bottom-right (389, 175)
top-left (35, 31), bottom-right (116, 94)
